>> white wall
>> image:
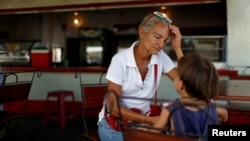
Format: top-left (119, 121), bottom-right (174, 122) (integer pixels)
top-left (4, 71), bottom-right (108, 102)
top-left (227, 0), bottom-right (250, 72)
top-left (4, 71), bottom-right (229, 106)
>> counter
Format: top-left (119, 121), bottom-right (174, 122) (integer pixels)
top-left (2, 66), bottom-right (237, 75)
top-left (1, 66), bottom-right (237, 115)
top-left (2, 66), bottom-right (108, 73)
top-left (1, 66), bottom-right (108, 115)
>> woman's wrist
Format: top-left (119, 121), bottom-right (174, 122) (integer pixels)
top-left (174, 48), bottom-right (184, 60)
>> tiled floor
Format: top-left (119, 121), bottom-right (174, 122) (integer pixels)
top-left (1, 115), bottom-right (99, 141)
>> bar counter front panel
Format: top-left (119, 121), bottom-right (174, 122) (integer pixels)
top-left (1, 66), bottom-right (237, 115)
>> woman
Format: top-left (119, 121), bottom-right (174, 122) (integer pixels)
top-left (97, 11), bottom-right (184, 141)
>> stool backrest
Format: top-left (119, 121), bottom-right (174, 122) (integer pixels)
top-left (0, 82), bottom-right (31, 104)
top-left (0, 71), bottom-right (35, 123)
top-left (0, 71), bottom-right (35, 104)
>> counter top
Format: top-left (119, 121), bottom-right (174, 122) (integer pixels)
top-left (2, 66), bottom-right (237, 76)
top-left (2, 66), bottom-right (108, 73)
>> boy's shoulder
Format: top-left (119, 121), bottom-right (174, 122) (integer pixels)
top-left (162, 99), bottom-right (180, 109)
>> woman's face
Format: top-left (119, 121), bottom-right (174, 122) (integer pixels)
top-left (140, 22), bottom-right (170, 54)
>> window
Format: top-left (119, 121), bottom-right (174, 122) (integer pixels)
top-left (164, 36), bottom-right (226, 62)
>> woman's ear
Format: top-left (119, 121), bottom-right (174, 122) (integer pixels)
top-left (138, 28), bottom-right (144, 39)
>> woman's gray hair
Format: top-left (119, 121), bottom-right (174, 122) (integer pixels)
top-left (139, 12), bottom-right (172, 32)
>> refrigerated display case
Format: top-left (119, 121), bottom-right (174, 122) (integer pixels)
top-left (66, 28), bottom-right (115, 67)
top-left (113, 35), bottom-right (226, 62)
top-left (164, 35), bottom-right (227, 62)
top-left (0, 40), bottom-right (42, 66)
top-left (114, 34), bottom-right (138, 53)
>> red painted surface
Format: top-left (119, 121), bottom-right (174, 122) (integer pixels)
top-left (31, 50), bottom-right (52, 67)
top-left (0, 0), bottom-right (220, 14)
top-left (1, 68), bottom-right (238, 116)
top-left (2, 66), bottom-right (237, 76)
top-left (2, 66), bottom-right (108, 73)
top-left (3, 100), bottom-right (83, 116)
top-left (4, 100), bottom-right (250, 125)
top-left (3, 100), bottom-right (102, 119)
top-left (229, 75), bottom-right (250, 80)
top-left (217, 69), bottom-right (238, 76)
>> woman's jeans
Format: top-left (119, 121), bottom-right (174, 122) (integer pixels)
top-left (98, 118), bottom-right (124, 141)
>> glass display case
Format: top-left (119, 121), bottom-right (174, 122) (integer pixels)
top-left (115, 34), bottom-right (138, 53)
top-left (164, 35), bottom-right (227, 62)
top-left (66, 34), bottom-right (227, 67)
top-left (0, 40), bottom-right (42, 66)
top-left (114, 35), bottom-right (227, 62)
top-left (66, 28), bottom-right (115, 67)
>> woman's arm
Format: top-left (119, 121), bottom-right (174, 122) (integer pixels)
top-left (106, 81), bottom-right (158, 125)
top-left (137, 107), bottom-right (170, 133)
top-left (165, 68), bottom-right (178, 81)
top-left (169, 25), bottom-right (183, 60)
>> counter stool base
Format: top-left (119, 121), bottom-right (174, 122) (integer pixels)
top-left (43, 90), bottom-right (76, 130)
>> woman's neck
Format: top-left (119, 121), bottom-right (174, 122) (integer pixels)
top-left (134, 43), bottom-right (150, 60)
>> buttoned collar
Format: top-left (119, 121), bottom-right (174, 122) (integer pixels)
top-left (126, 41), bottom-right (158, 68)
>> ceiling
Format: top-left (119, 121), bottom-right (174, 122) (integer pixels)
top-left (0, 0), bottom-right (221, 14)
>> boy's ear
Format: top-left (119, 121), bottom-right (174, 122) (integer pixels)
top-left (180, 80), bottom-right (185, 90)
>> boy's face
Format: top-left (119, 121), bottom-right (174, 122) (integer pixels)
top-left (173, 75), bottom-right (188, 97)
top-left (174, 75), bottom-right (182, 94)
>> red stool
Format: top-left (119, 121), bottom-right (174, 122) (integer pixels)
top-left (43, 90), bottom-right (76, 130)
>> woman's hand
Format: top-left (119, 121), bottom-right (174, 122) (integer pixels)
top-left (146, 116), bottom-right (159, 125)
top-left (169, 25), bottom-right (183, 60)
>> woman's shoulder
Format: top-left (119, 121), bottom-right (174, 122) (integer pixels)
top-left (111, 50), bottom-right (127, 63)
top-left (113, 47), bottom-right (131, 59)
top-left (157, 50), bottom-right (170, 57)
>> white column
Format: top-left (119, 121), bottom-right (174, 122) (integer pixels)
top-left (227, 0), bottom-right (250, 69)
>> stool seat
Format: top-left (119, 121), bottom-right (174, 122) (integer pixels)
top-left (43, 90), bottom-right (76, 130)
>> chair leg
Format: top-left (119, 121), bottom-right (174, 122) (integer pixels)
top-left (0, 124), bottom-right (7, 139)
top-left (60, 95), bottom-right (65, 130)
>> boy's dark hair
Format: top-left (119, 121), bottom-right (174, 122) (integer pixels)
top-left (177, 52), bottom-right (219, 102)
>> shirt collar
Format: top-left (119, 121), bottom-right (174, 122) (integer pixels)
top-left (126, 41), bottom-right (158, 68)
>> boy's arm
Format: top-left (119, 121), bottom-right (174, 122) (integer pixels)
top-left (137, 107), bottom-right (170, 133)
top-left (216, 105), bottom-right (228, 122)
top-left (150, 107), bottom-right (170, 133)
